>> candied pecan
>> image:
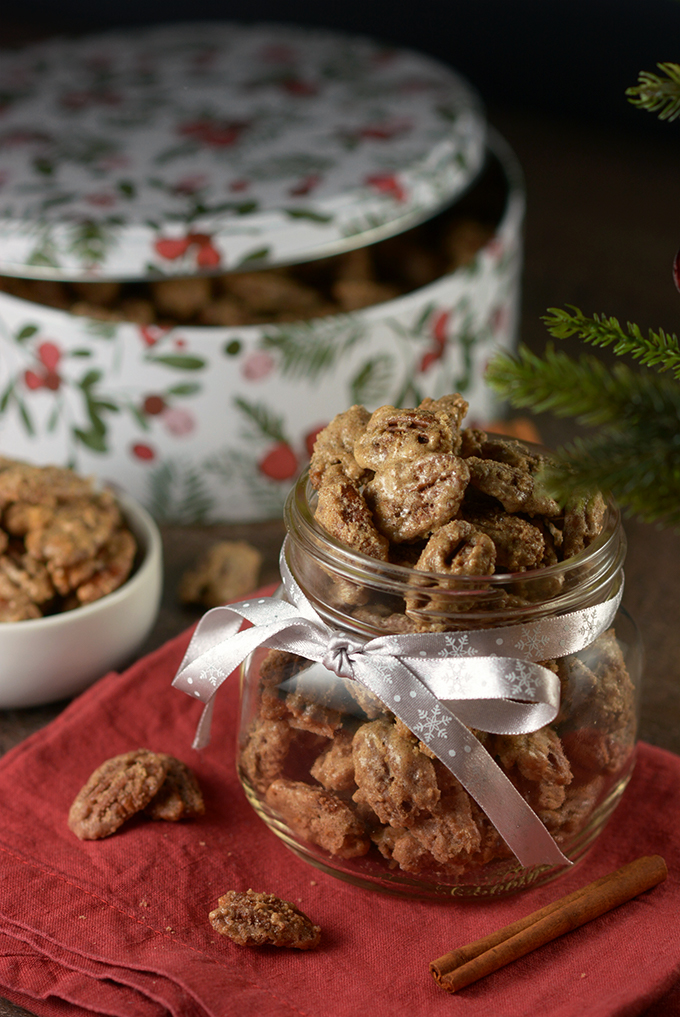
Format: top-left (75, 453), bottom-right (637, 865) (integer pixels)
top-left (150, 276), bottom-right (212, 321)
top-left (491, 727), bottom-right (572, 789)
top-left (239, 718), bottom-right (293, 794)
top-left (332, 278), bottom-right (400, 311)
top-left (0, 590), bottom-right (42, 621)
top-left (209, 889), bottom-right (320, 949)
top-left (467, 452), bottom-right (562, 518)
top-left (314, 465), bottom-right (389, 560)
top-left (352, 717), bottom-right (440, 826)
top-left (68, 750), bottom-right (168, 840)
top-left (414, 519), bottom-right (496, 577)
top-left (562, 493), bottom-right (607, 559)
top-left (537, 775), bottom-right (605, 841)
top-left (259, 648), bottom-right (309, 687)
top-left (418, 394), bottom-right (469, 451)
top-left (372, 824), bottom-right (438, 874)
top-left (0, 460), bottom-right (91, 509)
top-left (144, 754), bottom-right (204, 821)
top-left (560, 630), bottom-right (636, 776)
top-left (0, 552), bottom-right (54, 604)
top-left (406, 781), bottom-right (482, 866)
top-left (462, 506), bottom-right (545, 572)
top-left (310, 731), bottom-right (356, 791)
top-left (71, 280), bottom-right (121, 306)
top-left (350, 603), bottom-right (423, 635)
top-left (3, 502), bottom-right (53, 536)
top-left (25, 491), bottom-right (121, 567)
top-left (265, 778), bottom-right (370, 858)
top-left (354, 405), bottom-right (454, 471)
top-left (198, 295), bottom-right (253, 327)
top-left (308, 404), bottom-right (371, 488)
top-left (458, 427), bottom-right (488, 458)
top-left (222, 270), bottom-right (321, 316)
top-left (284, 686), bottom-right (344, 739)
top-left (178, 540), bottom-right (262, 608)
top-left (72, 529), bottom-right (137, 605)
top-left (365, 454), bottom-right (470, 543)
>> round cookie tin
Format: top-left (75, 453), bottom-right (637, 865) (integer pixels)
top-left (0, 21), bottom-right (486, 280)
top-left (0, 23), bottom-right (524, 524)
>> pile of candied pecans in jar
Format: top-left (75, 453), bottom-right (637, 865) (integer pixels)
top-left (0, 458), bottom-right (137, 622)
top-left (239, 394), bottom-right (637, 881)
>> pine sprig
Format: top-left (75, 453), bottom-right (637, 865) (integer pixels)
top-left (486, 328), bottom-right (680, 527)
top-left (541, 431), bottom-right (680, 526)
top-left (626, 62), bottom-right (680, 121)
top-left (542, 306), bottom-right (680, 377)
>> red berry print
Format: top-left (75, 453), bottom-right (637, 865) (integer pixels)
top-left (24, 370), bottom-right (44, 390)
top-left (258, 443), bottom-right (299, 481)
top-left (37, 341), bottom-right (61, 371)
top-left (195, 243), bottom-right (221, 268)
top-left (154, 237), bottom-right (191, 260)
top-left (674, 248), bottom-right (680, 294)
top-left (142, 394), bottom-right (166, 415)
top-left (131, 443), bottom-right (155, 461)
top-left (365, 173), bottom-right (406, 202)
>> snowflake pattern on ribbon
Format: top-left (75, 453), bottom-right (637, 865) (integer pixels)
top-left (577, 611), bottom-right (600, 645)
top-left (413, 703), bottom-right (453, 741)
top-left (513, 625), bottom-right (550, 658)
top-left (438, 633), bottom-right (479, 657)
top-left (505, 660), bottom-right (541, 696)
top-left (199, 664), bottom-right (228, 688)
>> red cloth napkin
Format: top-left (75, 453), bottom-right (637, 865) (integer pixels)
top-left (1, 594), bottom-right (679, 1017)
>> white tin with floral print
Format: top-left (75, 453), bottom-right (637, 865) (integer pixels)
top-left (0, 24), bottom-right (524, 523)
top-left (0, 21), bottom-right (486, 279)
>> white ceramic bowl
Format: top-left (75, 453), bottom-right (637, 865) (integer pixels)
top-left (0, 491), bottom-right (163, 709)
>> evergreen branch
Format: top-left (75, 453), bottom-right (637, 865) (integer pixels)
top-left (487, 343), bottom-right (680, 432)
top-left (626, 63), bottom-right (680, 121)
top-left (542, 306), bottom-right (680, 377)
top-left (540, 430), bottom-right (680, 527)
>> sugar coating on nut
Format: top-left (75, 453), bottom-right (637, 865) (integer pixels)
top-left (265, 777), bottom-right (370, 858)
top-left (365, 454), bottom-right (470, 543)
top-left (144, 754), bottom-right (206, 821)
top-left (68, 750), bottom-right (169, 840)
top-left (0, 458), bottom-right (137, 620)
top-left (236, 396), bottom-right (635, 881)
top-left (209, 890), bottom-right (321, 949)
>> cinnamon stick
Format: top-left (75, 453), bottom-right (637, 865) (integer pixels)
top-left (430, 854), bottom-right (667, 993)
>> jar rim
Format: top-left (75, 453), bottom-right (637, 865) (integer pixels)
top-left (284, 458), bottom-right (626, 628)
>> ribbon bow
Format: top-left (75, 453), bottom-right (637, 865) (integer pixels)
top-left (173, 541), bottom-right (623, 870)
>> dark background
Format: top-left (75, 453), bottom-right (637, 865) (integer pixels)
top-left (3, 0), bottom-right (680, 137)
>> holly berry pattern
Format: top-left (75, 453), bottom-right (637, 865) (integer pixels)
top-left (0, 22), bottom-right (485, 278)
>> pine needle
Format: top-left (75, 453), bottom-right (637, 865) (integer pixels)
top-left (626, 62), bottom-right (680, 121)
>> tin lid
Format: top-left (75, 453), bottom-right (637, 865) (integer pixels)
top-left (0, 21), bottom-right (487, 281)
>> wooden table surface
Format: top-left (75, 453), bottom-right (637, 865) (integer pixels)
top-left (1, 54), bottom-right (680, 1017)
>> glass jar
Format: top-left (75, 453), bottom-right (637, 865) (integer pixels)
top-left (237, 466), bottom-right (642, 899)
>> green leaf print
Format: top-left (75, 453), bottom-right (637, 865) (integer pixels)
top-left (145, 459), bottom-right (215, 523)
top-left (350, 355), bottom-right (395, 406)
top-left (145, 354), bottom-right (206, 371)
top-left (260, 317), bottom-right (364, 381)
top-left (15, 324), bottom-right (39, 343)
top-left (234, 397), bottom-right (287, 443)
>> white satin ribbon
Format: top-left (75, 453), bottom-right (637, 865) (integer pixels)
top-left (172, 542), bottom-right (623, 870)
